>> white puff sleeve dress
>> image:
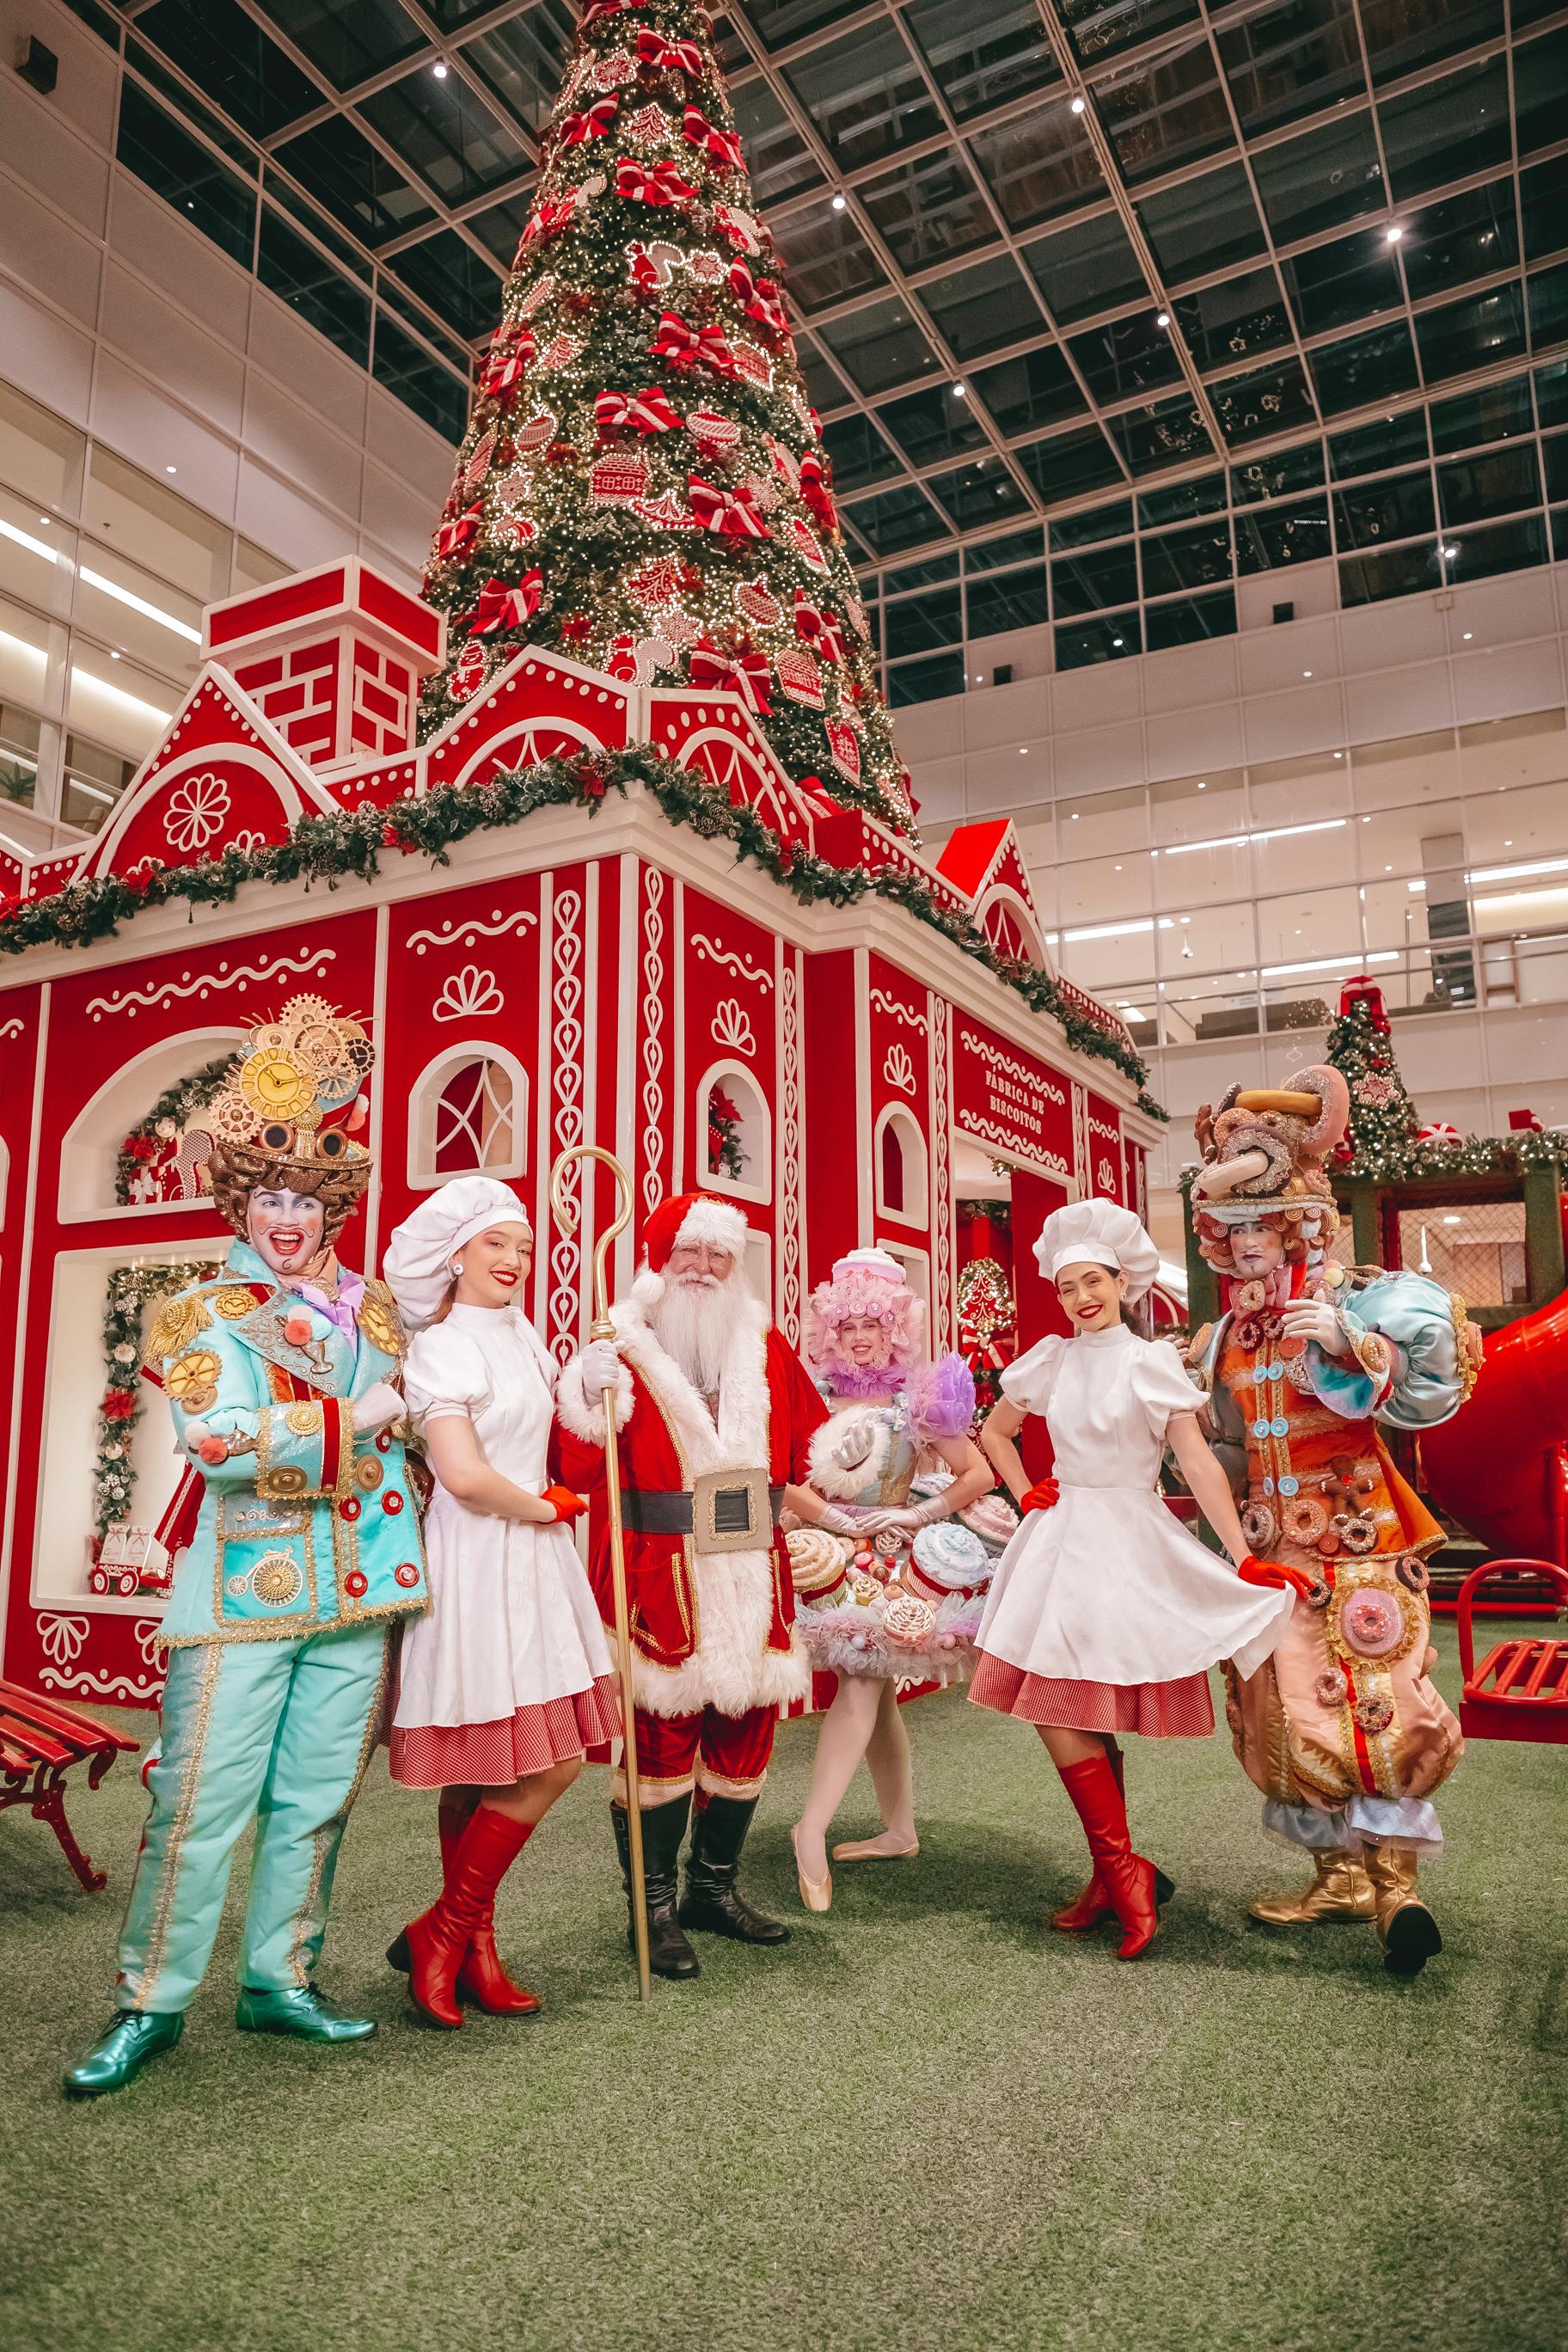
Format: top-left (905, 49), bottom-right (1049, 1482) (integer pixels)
top-left (971, 1321), bottom-right (1292, 1736)
top-left (389, 1302), bottom-right (619, 1788)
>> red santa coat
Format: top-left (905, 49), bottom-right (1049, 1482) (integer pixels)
top-left (554, 1283), bottom-right (827, 1717)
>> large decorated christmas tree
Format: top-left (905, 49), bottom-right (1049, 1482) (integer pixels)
top-left (1325, 977), bottom-right (1424, 1177)
top-left (418, 0), bottom-right (916, 840)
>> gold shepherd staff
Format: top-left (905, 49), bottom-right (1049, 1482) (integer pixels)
top-left (548, 1143), bottom-right (652, 2003)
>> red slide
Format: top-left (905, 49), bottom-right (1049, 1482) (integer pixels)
top-left (1422, 1286), bottom-right (1568, 1567)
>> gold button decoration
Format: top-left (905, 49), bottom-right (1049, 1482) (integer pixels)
top-left (285, 1402), bottom-right (323, 1436)
top-left (355, 1456), bottom-right (384, 1493)
top-left (356, 1288), bottom-right (405, 1358)
top-left (166, 1348), bottom-right (222, 1407)
top-left (250, 1550), bottom-right (304, 1607)
top-left (211, 1286), bottom-right (260, 1320)
top-left (260, 1465), bottom-right (309, 1499)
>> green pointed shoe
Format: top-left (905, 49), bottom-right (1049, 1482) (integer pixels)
top-left (235, 1984), bottom-right (377, 2043)
top-left (63, 2009), bottom-right (184, 2099)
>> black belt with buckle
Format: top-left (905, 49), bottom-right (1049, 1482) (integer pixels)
top-left (620, 1482), bottom-right (785, 1538)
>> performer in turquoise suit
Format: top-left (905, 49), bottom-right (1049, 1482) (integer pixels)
top-left (64, 997), bottom-right (428, 2098)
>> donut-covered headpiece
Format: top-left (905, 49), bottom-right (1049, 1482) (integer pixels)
top-left (805, 1246), bottom-right (923, 1371)
top-left (1188, 1063), bottom-right (1347, 1269)
top-left (1033, 1199), bottom-right (1159, 1305)
top-left (194, 995), bottom-right (375, 1246)
top-left (383, 1175), bottom-right (533, 1330)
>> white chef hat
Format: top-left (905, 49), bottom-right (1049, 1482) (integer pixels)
top-left (1032, 1197), bottom-right (1159, 1305)
top-left (383, 1175), bottom-right (532, 1329)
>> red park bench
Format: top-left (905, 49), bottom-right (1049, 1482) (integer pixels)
top-left (0, 1680), bottom-right (140, 1891)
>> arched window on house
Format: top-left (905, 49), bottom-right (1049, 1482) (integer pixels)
top-left (695, 1059), bottom-right (771, 1205)
top-left (409, 1044), bottom-right (529, 1186)
top-left (873, 1104), bottom-right (928, 1227)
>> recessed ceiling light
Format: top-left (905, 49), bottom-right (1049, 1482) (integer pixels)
top-left (109, 649), bottom-right (120, 659)
top-left (1302, 669), bottom-right (1312, 677)
top-left (1442, 543), bottom-right (1457, 559)
top-left (951, 381), bottom-right (967, 397)
top-left (1197, 780), bottom-right (1206, 789)
top-left (1334, 750), bottom-right (1344, 759)
top-left (165, 464), bottom-right (176, 474)
top-left (1386, 224), bottom-right (1404, 243)
top-left (1112, 634), bottom-right (1124, 646)
top-left (432, 59), bottom-right (448, 77)
top-left (1443, 1214), bottom-right (1461, 1225)
top-left (1070, 96), bottom-right (1086, 114)
top-left (1463, 630), bottom-right (1473, 640)
top-left (1155, 311), bottom-right (1169, 328)
top-left (831, 193), bottom-right (847, 211)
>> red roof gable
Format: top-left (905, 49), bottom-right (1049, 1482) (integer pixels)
top-left (934, 819), bottom-right (1013, 900)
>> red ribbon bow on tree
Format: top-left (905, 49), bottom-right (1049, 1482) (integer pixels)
top-left (1338, 975), bottom-right (1391, 1032)
top-left (799, 451), bottom-right (838, 534)
top-left (434, 504), bottom-right (481, 561)
top-left (793, 590), bottom-right (842, 663)
top-left (651, 311), bottom-right (735, 375)
top-left (617, 156), bottom-right (697, 207)
top-left (580, 0), bottom-right (636, 26)
top-left (481, 330), bottom-right (536, 400)
top-left (636, 27), bottom-right (703, 74)
top-left (464, 572), bottom-right (542, 638)
top-left (596, 385), bottom-right (683, 438)
top-left (558, 96), bottom-right (618, 146)
top-left (689, 638), bottom-right (772, 714)
top-left (689, 475), bottom-right (769, 539)
top-left (726, 260), bottom-right (787, 336)
top-left (683, 105), bottom-right (743, 170)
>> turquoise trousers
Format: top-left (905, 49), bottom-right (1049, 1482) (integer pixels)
top-left (116, 1623), bottom-right (389, 2014)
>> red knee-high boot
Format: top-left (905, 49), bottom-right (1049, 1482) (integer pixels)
top-left (1050, 1748), bottom-right (1173, 1934)
top-left (434, 1797), bottom-right (542, 2015)
top-left (1056, 1753), bottom-right (1161, 1960)
top-left (389, 1808), bottom-right (538, 2026)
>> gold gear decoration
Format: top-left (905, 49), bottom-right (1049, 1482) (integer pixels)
top-left (211, 1285), bottom-right (260, 1320)
top-left (292, 1019), bottom-right (351, 1077)
top-left (238, 1044), bottom-right (315, 1122)
top-left (280, 992), bottom-right (336, 1035)
top-left (205, 1089), bottom-right (260, 1143)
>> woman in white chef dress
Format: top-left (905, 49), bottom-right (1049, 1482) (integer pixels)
top-left (974, 1199), bottom-right (1306, 1960)
top-left (381, 1176), bottom-right (619, 2029)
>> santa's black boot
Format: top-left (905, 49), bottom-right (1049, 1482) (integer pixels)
top-left (678, 1793), bottom-right (791, 1945)
top-left (613, 1795), bottom-right (700, 1981)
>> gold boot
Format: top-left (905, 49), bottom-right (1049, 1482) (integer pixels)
top-left (1362, 1842), bottom-right (1442, 1977)
top-left (1248, 1851), bottom-right (1376, 1926)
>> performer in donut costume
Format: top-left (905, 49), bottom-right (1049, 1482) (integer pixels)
top-left (379, 1177), bottom-right (619, 2029)
top-left (787, 1248), bottom-right (993, 1910)
top-left (554, 1192), bottom-right (834, 1981)
top-left (64, 998), bottom-right (427, 2097)
top-left (973, 1200), bottom-right (1301, 1962)
top-left (1187, 1065), bottom-right (1477, 1974)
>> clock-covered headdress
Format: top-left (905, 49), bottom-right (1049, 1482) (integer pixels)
top-left (194, 994), bottom-right (376, 1244)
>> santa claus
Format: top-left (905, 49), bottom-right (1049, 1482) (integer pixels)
top-left (554, 1191), bottom-right (836, 1980)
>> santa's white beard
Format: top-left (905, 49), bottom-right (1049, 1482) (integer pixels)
top-left (649, 1269), bottom-right (748, 1393)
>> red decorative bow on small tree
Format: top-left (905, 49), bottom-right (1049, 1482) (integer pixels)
top-left (689, 638), bottom-right (772, 714)
top-left (651, 311), bottom-right (735, 375)
top-left (689, 475), bottom-right (769, 539)
top-left (463, 572), bottom-right (542, 638)
top-left (683, 105), bottom-right (743, 170)
top-left (617, 157), bottom-right (697, 207)
top-left (434, 504), bottom-right (481, 561)
top-left (595, 386), bottom-right (683, 438)
top-left (558, 97), bottom-right (618, 146)
top-left (1338, 975), bottom-right (1390, 1032)
top-left (637, 27), bottom-right (703, 74)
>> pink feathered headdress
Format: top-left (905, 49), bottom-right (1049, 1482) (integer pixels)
top-left (805, 1246), bottom-right (924, 1375)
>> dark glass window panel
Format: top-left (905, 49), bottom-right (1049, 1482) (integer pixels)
top-left (921, 254), bottom-right (1045, 360)
top-left (968, 565), bottom-right (1050, 635)
top-left (1283, 237), bottom-right (1402, 340)
top-left (116, 85), bottom-right (256, 268)
top-left (358, 64), bottom-right (530, 207)
top-left (730, 78), bottom-right (822, 211)
top-left (1333, 472), bottom-right (1436, 549)
top-left (1359, 0), bottom-right (1502, 83)
top-left (1138, 164), bottom-right (1265, 285)
top-left (138, 0), bottom-right (320, 138)
top-left (1402, 179), bottom-right (1519, 299)
top-left (1067, 311), bottom-right (1181, 402)
top-left (858, 151), bottom-right (994, 278)
top-left (254, 0), bottom-right (423, 89)
top-left (928, 457), bottom-right (1032, 530)
top-left (1141, 521), bottom-right (1232, 595)
top-left (1252, 112), bottom-right (1385, 244)
top-left (372, 311), bottom-right (467, 440)
top-left (770, 199), bottom-right (885, 310)
top-left (1056, 611), bottom-right (1140, 668)
top-left (707, 16), bottom-right (748, 73)
top-left (1515, 31), bottom-right (1568, 157)
top-left (1330, 411), bottom-right (1429, 479)
top-left (1145, 588), bottom-right (1236, 650)
top-left (884, 587), bottom-right (963, 657)
top-left (1528, 263), bottom-right (1568, 354)
top-left (970, 346), bottom-right (1085, 437)
top-left (967, 528), bottom-right (1044, 572)
top-left (749, 0), bottom-right (873, 52)
top-left (258, 206), bottom-right (371, 363)
top-left (817, 300), bottom-right (937, 395)
top-left (1380, 58), bottom-right (1511, 200)
top-left (1230, 441), bottom-right (1325, 503)
top-left (1309, 321), bottom-right (1419, 417)
top-left (1521, 156), bottom-right (1568, 265)
top-left (1438, 445), bottom-right (1541, 527)
top-left (887, 651), bottom-right (965, 706)
top-left (1098, 35), bottom-right (1231, 187)
top-left (425, 0), bottom-right (532, 19)
top-left (1176, 269), bottom-right (1291, 371)
top-left (61, 0), bottom-right (118, 40)
top-left (793, 334), bottom-right (852, 415)
top-left (969, 99), bottom-right (1104, 232)
top-left (1138, 472), bottom-right (1225, 526)
top-left (1442, 512), bottom-right (1548, 582)
top-left (383, 230), bottom-right (502, 342)
top-left (884, 552), bottom-right (961, 593)
top-left (1416, 282), bottom-right (1527, 384)
top-left (1544, 434), bottom-right (1568, 501)
top-left (878, 385), bottom-right (989, 465)
top-left (1020, 211), bottom-right (1146, 326)
top-left (1019, 428), bottom-right (1124, 505)
top-left (1338, 539), bottom-right (1442, 603)
top-left (783, 24), bottom-right (940, 173)
top-left (264, 170), bottom-right (373, 279)
top-left (464, 194), bottom-right (534, 268)
top-left (841, 481), bottom-right (948, 554)
top-left (1051, 542), bottom-right (1137, 616)
top-left (377, 280), bottom-right (472, 374)
top-left (1215, 0), bottom-right (1364, 135)
top-left (1059, 0), bottom-right (1199, 68)
top-left (126, 38), bottom-right (254, 162)
top-left (903, 0), bottom-right (1060, 120)
top-left (1553, 505), bottom-right (1568, 560)
top-left (1105, 397), bottom-right (1215, 475)
top-left (1211, 358), bottom-right (1316, 447)
top-left (1430, 375), bottom-right (1532, 453)
top-left (1539, 361), bottom-right (1568, 428)
top-left (462, 7), bottom-right (577, 136)
top-left (819, 412), bottom-right (902, 493)
top-left (1050, 497), bottom-right (1133, 547)
top-left (1235, 497), bottom-right (1332, 572)
top-left (274, 117), bottom-right (434, 244)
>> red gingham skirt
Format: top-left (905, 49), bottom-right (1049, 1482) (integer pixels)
top-left (389, 1673), bottom-right (622, 1789)
top-left (969, 1651), bottom-right (1215, 1737)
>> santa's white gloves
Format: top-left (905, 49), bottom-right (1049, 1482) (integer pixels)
top-left (579, 1338), bottom-right (622, 1397)
top-left (827, 1412), bottom-right (880, 1474)
top-left (353, 1381), bottom-right (404, 1433)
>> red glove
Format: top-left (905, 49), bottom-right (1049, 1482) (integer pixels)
top-left (1020, 1478), bottom-right (1060, 1515)
top-left (542, 1484), bottom-right (588, 1525)
top-left (1238, 1553), bottom-right (1317, 1602)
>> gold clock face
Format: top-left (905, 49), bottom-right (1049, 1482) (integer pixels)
top-left (238, 1045), bottom-right (313, 1121)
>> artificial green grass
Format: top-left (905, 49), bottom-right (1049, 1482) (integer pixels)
top-left (3, 1625), bottom-right (1565, 2352)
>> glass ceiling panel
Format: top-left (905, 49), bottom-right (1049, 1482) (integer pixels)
top-left (1059, 0), bottom-right (1201, 70)
top-left (1175, 268), bottom-right (1291, 371)
top-left (1104, 396), bottom-right (1216, 475)
top-left (920, 253), bottom-right (1048, 361)
top-left (138, 0), bottom-right (322, 139)
top-left (770, 197), bottom-right (885, 309)
top-left (1250, 111), bottom-right (1386, 244)
top-left (1017, 425), bottom-right (1124, 503)
top-left (1379, 58), bottom-right (1511, 203)
top-left (1415, 281), bottom-right (1527, 384)
top-left (1210, 357), bottom-right (1317, 446)
top-left (857, 150), bottom-right (994, 278)
top-left (254, 0), bottom-right (423, 91)
top-left (1519, 156), bottom-right (1568, 264)
top-left (842, 480), bottom-right (951, 554)
top-left (969, 347), bottom-right (1087, 437)
top-left (820, 409), bottom-right (903, 492)
top-left (1283, 234), bottom-right (1403, 341)
top-left (1050, 497), bottom-right (1133, 548)
top-left (462, 7), bottom-right (578, 138)
top-left (1428, 374), bottom-right (1532, 454)
top-left (1067, 312), bottom-right (1183, 403)
top-left (273, 116), bottom-right (435, 245)
top-left (1214, 0), bottom-right (1365, 137)
top-left (1020, 210), bottom-right (1146, 325)
top-left (1230, 440), bottom-right (1325, 504)
top-left (382, 226), bottom-right (502, 340)
top-left (875, 383), bottom-right (989, 464)
top-left (730, 78), bottom-right (823, 210)
top-left (817, 298), bottom-right (939, 395)
top-left (1234, 493), bottom-right (1332, 573)
top-left (901, 0), bottom-right (1060, 121)
top-left (1308, 320), bottom-right (1421, 418)
top-left (1098, 36), bottom-right (1233, 187)
top-left (1137, 472), bottom-right (1225, 526)
top-left (1137, 162), bottom-right (1265, 283)
top-left (1359, 0), bottom-right (1504, 86)
top-left (357, 62), bottom-right (531, 207)
top-left (927, 456), bottom-right (1032, 529)
top-left (1330, 410), bottom-right (1429, 480)
top-left (1402, 179), bottom-right (1519, 298)
top-left (783, 22), bottom-right (940, 173)
top-left (1514, 32), bottom-right (1568, 157)
top-left (968, 99), bottom-right (1105, 232)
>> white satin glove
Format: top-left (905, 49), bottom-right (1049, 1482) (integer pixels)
top-left (579, 1338), bottom-right (622, 1397)
top-left (817, 1502), bottom-right (872, 1536)
top-left (855, 1494), bottom-right (952, 1536)
top-left (1278, 1299), bottom-right (1346, 1354)
top-left (352, 1381), bottom-right (404, 1433)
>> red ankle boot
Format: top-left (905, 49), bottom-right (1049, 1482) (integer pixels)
top-left (389, 1807), bottom-right (536, 2025)
top-left (1050, 1750), bottom-right (1173, 1933)
top-left (1056, 1754), bottom-right (1161, 1960)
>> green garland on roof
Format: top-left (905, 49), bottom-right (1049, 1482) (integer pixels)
top-left (0, 748), bottom-right (1163, 1108)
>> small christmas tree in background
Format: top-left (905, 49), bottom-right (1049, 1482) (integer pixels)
top-left (1325, 977), bottom-right (1424, 1178)
top-left (417, 0), bottom-right (916, 839)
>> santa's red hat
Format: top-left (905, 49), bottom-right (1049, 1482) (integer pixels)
top-left (640, 1191), bottom-right (750, 1271)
